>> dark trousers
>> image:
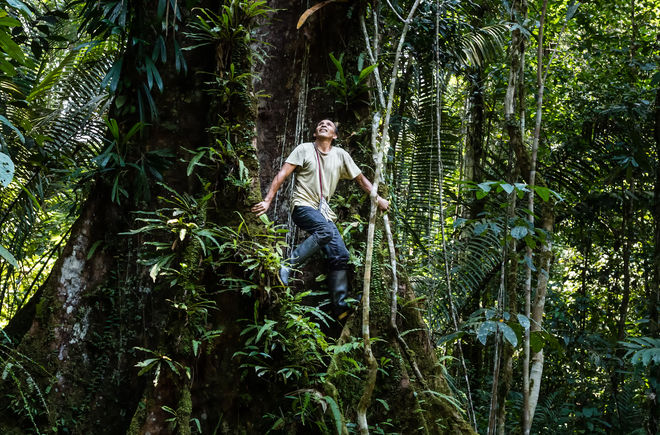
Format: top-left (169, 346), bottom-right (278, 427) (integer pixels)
top-left (291, 206), bottom-right (350, 270)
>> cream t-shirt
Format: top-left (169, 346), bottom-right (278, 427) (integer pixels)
top-left (285, 142), bottom-right (362, 221)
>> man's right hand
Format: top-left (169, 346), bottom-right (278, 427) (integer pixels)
top-left (251, 200), bottom-right (271, 217)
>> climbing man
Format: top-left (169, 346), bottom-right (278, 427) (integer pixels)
top-left (252, 119), bottom-right (389, 321)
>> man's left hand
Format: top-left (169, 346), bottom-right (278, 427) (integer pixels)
top-left (377, 196), bottom-right (389, 212)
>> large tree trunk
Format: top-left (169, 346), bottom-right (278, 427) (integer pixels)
top-left (1, 1), bottom-right (473, 433)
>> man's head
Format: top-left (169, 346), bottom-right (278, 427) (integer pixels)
top-left (313, 119), bottom-right (338, 141)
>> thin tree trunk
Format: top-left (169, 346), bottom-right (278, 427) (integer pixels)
top-left (648, 66), bottom-right (660, 435)
top-left (523, 1), bottom-right (546, 432)
top-left (357, 113), bottom-right (383, 434)
top-left (503, 0), bottom-right (528, 430)
top-left (497, 218), bottom-right (520, 435)
top-left (493, 138), bottom-right (519, 435)
top-left (617, 186), bottom-right (633, 341)
top-left (527, 206), bottom-right (554, 417)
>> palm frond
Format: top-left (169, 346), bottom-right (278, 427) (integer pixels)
top-left (0, 10), bottom-right (116, 322)
top-left (394, 62), bottom-right (462, 250)
top-left (459, 24), bottom-right (509, 68)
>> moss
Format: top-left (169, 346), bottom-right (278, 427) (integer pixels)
top-left (127, 397), bottom-right (148, 435)
top-left (176, 385), bottom-right (193, 435)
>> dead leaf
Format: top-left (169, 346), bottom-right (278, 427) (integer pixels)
top-left (296, 0), bottom-right (348, 29)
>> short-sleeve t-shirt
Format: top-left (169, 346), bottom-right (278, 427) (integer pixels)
top-left (285, 142), bottom-right (362, 221)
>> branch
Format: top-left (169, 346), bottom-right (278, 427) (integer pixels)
top-left (360, 15), bottom-right (386, 109)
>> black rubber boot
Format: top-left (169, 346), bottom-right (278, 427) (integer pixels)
top-left (327, 269), bottom-right (350, 320)
top-left (279, 236), bottom-right (321, 285)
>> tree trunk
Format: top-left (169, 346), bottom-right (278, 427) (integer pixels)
top-left (527, 202), bottom-right (555, 428)
top-left (503, 0), bottom-right (528, 432)
top-left (617, 186), bottom-right (633, 342)
top-left (649, 71), bottom-right (660, 435)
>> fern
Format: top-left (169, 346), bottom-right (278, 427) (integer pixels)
top-left (621, 337), bottom-right (660, 367)
top-left (529, 389), bottom-right (571, 433)
top-left (0, 330), bottom-right (53, 432)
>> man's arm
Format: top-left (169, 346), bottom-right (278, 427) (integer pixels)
top-left (251, 163), bottom-right (297, 216)
top-left (354, 173), bottom-right (389, 211)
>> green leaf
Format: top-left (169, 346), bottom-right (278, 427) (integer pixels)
top-left (135, 358), bottom-right (158, 368)
top-left (124, 122), bottom-right (144, 142)
top-left (0, 59), bottom-right (16, 76)
top-left (136, 360), bottom-right (159, 377)
top-left (529, 330), bottom-right (562, 354)
top-left (0, 28), bottom-right (25, 64)
top-left (0, 245), bottom-right (18, 268)
top-left (473, 222), bottom-right (488, 235)
top-left (329, 53), bottom-right (345, 81)
top-left (582, 406), bottom-right (596, 418)
top-left (0, 152), bottom-right (15, 187)
top-left (256, 319), bottom-right (276, 342)
top-left (145, 57), bottom-right (163, 91)
top-left (533, 185), bottom-right (551, 202)
top-left (358, 64), bottom-right (377, 82)
top-left (566, 0), bottom-right (579, 20)
top-left (524, 234), bottom-right (537, 249)
top-left (375, 398), bottom-right (390, 411)
top-left (86, 240), bottom-right (103, 260)
top-left (517, 314), bottom-right (530, 330)
top-left (436, 331), bottom-right (464, 346)
top-left (501, 323), bottom-right (517, 347)
top-left (477, 181), bottom-right (493, 192)
top-left (0, 115), bottom-right (25, 143)
top-left (6, 0), bottom-right (33, 17)
top-left (530, 330), bottom-right (545, 353)
top-left (187, 150), bottom-right (206, 176)
top-left (477, 320), bottom-right (497, 345)
top-left (0, 16), bottom-right (21, 27)
top-left (524, 253), bottom-right (536, 271)
top-left (514, 182), bottom-right (530, 192)
top-left (173, 40), bottom-right (187, 74)
top-left (511, 226), bottom-right (528, 239)
top-left (642, 349), bottom-right (654, 366)
top-left (324, 395), bottom-right (343, 434)
top-left (102, 58), bottom-right (123, 92)
top-left (150, 262), bottom-right (161, 282)
top-left (500, 183), bottom-right (514, 194)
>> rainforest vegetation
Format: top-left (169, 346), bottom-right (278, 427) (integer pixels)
top-left (0, 0), bottom-right (659, 433)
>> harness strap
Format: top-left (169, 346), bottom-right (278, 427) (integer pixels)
top-left (313, 144), bottom-right (324, 200)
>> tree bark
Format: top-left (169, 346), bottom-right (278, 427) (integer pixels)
top-left (617, 185), bottom-right (633, 341)
top-left (503, 1), bottom-right (528, 433)
top-left (649, 69), bottom-right (660, 435)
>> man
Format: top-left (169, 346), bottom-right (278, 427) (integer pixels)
top-left (252, 119), bottom-right (388, 320)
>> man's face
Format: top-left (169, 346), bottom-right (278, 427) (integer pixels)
top-left (314, 119), bottom-right (337, 140)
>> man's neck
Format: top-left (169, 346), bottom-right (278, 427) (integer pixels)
top-left (314, 139), bottom-right (333, 153)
